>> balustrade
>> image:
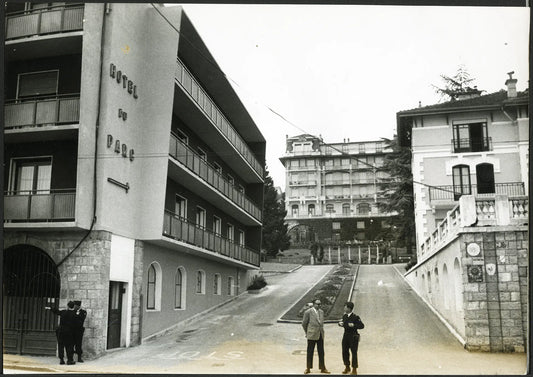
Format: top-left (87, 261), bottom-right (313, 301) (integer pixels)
top-left (4, 95), bottom-right (80, 129)
top-left (476, 200), bottom-right (496, 220)
top-left (510, 199), bottom-right (528, 219)
top-left (4, 189), bottom-right (76, 222)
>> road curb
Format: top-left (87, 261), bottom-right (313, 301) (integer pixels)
top-left (392, 264), bottom-right (467, 348)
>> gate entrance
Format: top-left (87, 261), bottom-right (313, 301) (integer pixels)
top-left (3, 245), bottom-right (60, 355)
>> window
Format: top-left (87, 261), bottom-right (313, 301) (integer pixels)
top-left (196, 207), bottom-right (206, 228)
top-left (213, 162), bottom-right (222, 175)
top-left (342, 203), bottom-right (351, 215)
top-left (228, 277), bottom-right (235, 296)
top-left (214, 274), bottom-right (221, 295)
top-left (476, 163), bottom-right (495, 194)
top-left (227, 174), bottom-right (234, 185)
top-left (326, 204), bottom-right (334, 213)
top-left (17, 70), bottom-right (58, 98)
top-left (308, 204), bottom-right (315, 215)
top-left (357, 221), bottom-right (365, 229)
top-left (357, 203), bottom-right (370, 215)
top-left (196, 270), bottom-right (206, 294)
top-left (213, 216), bottom-right (221, 235)
top-left (376, 142), bottom-right (383, 153)
top-left (175, 267), bottom-right (186, 309)
top-left (359, 144), bottom-right (366, 153)
top-left (176, 129), bottom-right (188, 145)
top-left (453, 122), bottom-right (489, 152)
top-left (452, 165), bottom-right (471, 200)
top-left (291, 204), bottom-right (299, 216)
top-left (175, 195), bottom-right (187, 218)
top-left (238, 230), bottom-right (245, 247)
top-left (146, 262), bottom-right (162, 311)
top-left (10, 158), bottom-right (52, 194)
top-left (332, 222), bottom-right (341, 230)
top-left (227, 224), bottom-right (234, 242)
top-left (197, 147), bottom-right (206, 160)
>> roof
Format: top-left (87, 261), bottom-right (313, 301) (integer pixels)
top-left (397, 89), bottom-right (529, 117)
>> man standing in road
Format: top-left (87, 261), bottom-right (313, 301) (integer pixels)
top-left (46, 301), bottom-right (77, 365)
top-left (73, 300), bottom-right (87, 363)
top-left (302, 299), bottom-right (330, 374)
top-left (338, 302), bottom-right (364, 375)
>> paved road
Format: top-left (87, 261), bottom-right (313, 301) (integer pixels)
top-left (3, 264), bottom-right (527, 375)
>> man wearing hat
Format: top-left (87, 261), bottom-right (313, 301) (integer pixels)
top-left (73, 300), bottom-right (87, 362)
top-left (46, 301), bottom-right (77, 365)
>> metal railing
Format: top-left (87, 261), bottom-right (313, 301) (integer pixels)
top-left (4, 189), bottom-right (76, 222)
top-left (169, 133), bottom-right (262, 222)
top-left (4, 94), bottom-right (80, 129)
top-left (163, 210), bottom-right (260, 266)
top-left (429, 182), bottom-right (525, 201)
top-left (451, 137), bottom-right (492, 153)
top-left (5, 4), bottom-right (84, 40)
top-left (175, 58), bottom-right (264, 179)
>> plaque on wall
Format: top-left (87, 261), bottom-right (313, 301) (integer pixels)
top-left (467, 265), bottom-right (484, 283)
top-left (466, 242), bottom-right (481, 257)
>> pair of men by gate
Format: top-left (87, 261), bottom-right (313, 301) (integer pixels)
top-left (46, 300), bottom-right (87, 365)
top-left (302, 300), bottom-right (364, 375)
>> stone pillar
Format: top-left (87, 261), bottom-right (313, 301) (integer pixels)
top-left (494, 195), bottom-right (510, 226)
top-left (459, 195), bottom-right (477, 227)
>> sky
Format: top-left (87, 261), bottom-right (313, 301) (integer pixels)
top-left (165, 4), bottom-right (529, 190)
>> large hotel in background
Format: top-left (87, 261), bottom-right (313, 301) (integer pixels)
top-left (280, 134), bottom-right (397, 245)
top-left (4, 3), bottom-right (265, 358)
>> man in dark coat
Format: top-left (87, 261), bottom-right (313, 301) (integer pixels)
top-left (46, 301), bottom-right (77, 365)
top-left (73, 300), bottom-right (87, 362)
top-left (337, 302), bottom-right (364, 375)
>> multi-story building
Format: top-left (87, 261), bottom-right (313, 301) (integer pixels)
top-left (279, 134), bottom-right (396, 245)
top-left (3, 3), bottom-right (265, 358)
top-left (397, 73), bottom-right (528, 351)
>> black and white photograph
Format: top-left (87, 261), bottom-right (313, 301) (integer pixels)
top-left (2, 1), bottom-right (529, 374)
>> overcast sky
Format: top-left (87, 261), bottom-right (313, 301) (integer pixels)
top-left (166, 4), bottom-right (529, 190)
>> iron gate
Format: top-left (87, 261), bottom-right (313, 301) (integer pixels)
top-left (3, 245), bottom-right (60, 355)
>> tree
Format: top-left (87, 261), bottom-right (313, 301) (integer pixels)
top-left (377, 135), bottom-right (416, 255)
top-left (432, 65), bottom-right (479, 102)
top-left (262, 168), bottom-right (290, 256)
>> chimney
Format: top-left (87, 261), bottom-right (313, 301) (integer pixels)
top-left (505, 71), bottom-right (517, 98)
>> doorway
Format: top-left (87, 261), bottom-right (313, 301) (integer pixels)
top-left (107, 281), bottom-right (124, 349)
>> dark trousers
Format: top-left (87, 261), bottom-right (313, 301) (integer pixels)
top-left (307, 334), bottom-right (325, 369)
top-left (342, 334), bottom-right (360, 368)
top-left (74, 328), bottom-right (84, 356)
top-left (56, 330), bottom-right (75, 362)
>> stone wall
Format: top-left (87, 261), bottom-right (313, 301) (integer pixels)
top-left (130, 239), bottom-right (144, 346)
top-left (461, 228), bottom-right (528, 352)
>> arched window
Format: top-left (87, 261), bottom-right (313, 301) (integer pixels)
top-left (452, 165), bottom-right (471, 200)
top-left (291, 204), bottom-right (299, 216)
top-left (214, 274), bottom-right (221, 295)
top-left (434, 267), bottom-right (439, 292)
top-left (453, 258), bottom-right (463, 312)
top-left (325, 204), bottom-right (334, 213)
top-left (175, 267), bottom-right (186, 309)
top-left (147, 262), bottom-right (162, 311)
top-left (308, 204), bottom-right (315, 216)
top-left (357, 203), bottom-right (370, 215)
top-left (228, 276), bottom-right (235, 296)
top-left (427, 271), bottom-right (432, 294)
top-left (342, 203), bottom-right (351, 215)
top-left (196, 270), bottom-right (206, 294)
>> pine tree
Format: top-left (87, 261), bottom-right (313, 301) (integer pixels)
top-left (377, 135), bottom-right (416, 255)
top-left (262, 169), bottom-right (291, 256)
top-left (432, 65), bottom-right (479, 102)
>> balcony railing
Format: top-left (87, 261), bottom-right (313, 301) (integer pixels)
top-left (289, 180), bottom-right (317, 186)
top-left (452, 137), bottom-right (492, 153)
top-left (429, 182), bottom-right (525, 201)
top-left (4, 189), bottom-right (76, 222)
top-left (4, 94), bottom-right (80, 130)
top-left (169, 133), bottom-right (262, 222)
top-left (5, 4), bottom-right (84, 40)
top-left (175, 58), bottom-right (263, 179)
top-left (163, 210), bottom-right (260, 266)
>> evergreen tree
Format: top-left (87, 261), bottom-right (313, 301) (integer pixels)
top-left (377, 135), bottom-right (416, 255)
top-left (262, 169), bottom-right (290, 256)
top-left (432, 65), bottom-right (479, 102)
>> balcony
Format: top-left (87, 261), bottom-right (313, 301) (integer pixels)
top-left (175, 58), bottom-right (263, 180)
top-left (4, 95), bottom-right (80, 130)
top-left (4, 189), bottom-right (76, 223)
top-left (5, 4), bottom-right (84, 40)
top-left (169, 133), bottom-right (262, 223)
top-left (452, 137), bottom-right (492, 153)
top-left (429, 182), bottom-right (525, 202)
top-left (163, 211), bottom-right (260, 266)
top-left (289, 180), bottom-right (317, 187)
